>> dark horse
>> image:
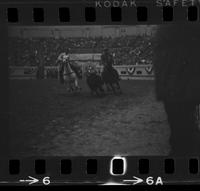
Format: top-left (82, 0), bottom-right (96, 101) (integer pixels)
top-left (86, 66), bottom-right (105, 96)
top-left (101, 65), bottom-right (122, 94)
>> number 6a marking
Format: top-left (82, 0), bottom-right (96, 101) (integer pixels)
top-left (42, 177), bottom-right (50, 185)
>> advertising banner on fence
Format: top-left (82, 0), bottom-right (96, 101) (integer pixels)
top-left (9, 65), bottom-right (154, 80)
top-left (69, 53), bottom-right (102, 61)
top-left (10, 66), bottom-right (38, 79)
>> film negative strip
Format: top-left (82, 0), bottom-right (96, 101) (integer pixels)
top-left (0, 0), bottom-right (200, 187)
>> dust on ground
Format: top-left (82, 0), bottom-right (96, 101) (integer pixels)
top-left (9, 79), bottom-right (170, 156)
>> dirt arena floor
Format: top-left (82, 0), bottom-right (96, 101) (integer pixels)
top-left (9, 79), bottom-right (170, 156)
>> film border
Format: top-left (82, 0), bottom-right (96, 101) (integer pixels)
top-left (0, 0), bottom-right (199, 186)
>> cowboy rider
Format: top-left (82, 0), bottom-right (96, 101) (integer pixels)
top-left (101, 48), bottom-right (114, 71)
top-left (57, 51), bottom-right (70, 84)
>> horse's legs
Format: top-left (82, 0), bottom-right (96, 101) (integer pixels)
top-left (64, 78), bottom-right (70, 92)
top-left (94, 89), bottom-right (99, 96)
top-left (68, 78), bottom-right (74, 92)
top-left (74, 77), bottom-right (81, 92)
top-left (115, 81), bottom-right (122, 94)
top-left (109, 83), bottom-right (117, 94)
top-left (74, 78), bottom-right (78, 88)
top-left (68, 78), bottom-right (75, 92)
top-left (69, 76), bottom-right (78, 92)
top-left (90, 90), bottom-right (95, 96)
top-left (68, 82), bottom-right (73, 92)
top-left (95, 86), bottom-right (105, 96)
top-left (99, 86), bottom-right (105, 93)
top-left (106, 83), bottom-right (112, 92)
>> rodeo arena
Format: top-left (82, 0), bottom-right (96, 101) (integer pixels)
top-left (9, 25), bottom-right (199, 156)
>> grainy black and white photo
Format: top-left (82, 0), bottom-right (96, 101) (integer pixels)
top-left (8, 24), bottom-right (200, 157)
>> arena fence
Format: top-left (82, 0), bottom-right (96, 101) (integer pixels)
top-left (9, 64), bottom-right (154, 80)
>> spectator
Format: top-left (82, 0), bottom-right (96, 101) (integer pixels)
top-left (9, 35), bottom-right (154, 66)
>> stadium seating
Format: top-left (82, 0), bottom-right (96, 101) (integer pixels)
top-left (8, 36), bottom-right (153, 66)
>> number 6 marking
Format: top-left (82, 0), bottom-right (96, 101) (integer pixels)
top-left (42, 177), bottom-right (50, 185)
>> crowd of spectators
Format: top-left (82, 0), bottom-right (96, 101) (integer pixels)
top-left (8, 36), bottom-right (153, 66)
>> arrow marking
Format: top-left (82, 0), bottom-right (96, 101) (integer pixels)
top-left (123, 176), bottom-right (143, 185)
top-left (19, 176), bottom-right (39, 185)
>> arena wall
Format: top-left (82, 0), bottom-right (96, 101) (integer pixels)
top-left (9, 64), bottom-right (154, 80)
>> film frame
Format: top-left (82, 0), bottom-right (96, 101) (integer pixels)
top-left (0, 0), bottom-right (200, 187)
